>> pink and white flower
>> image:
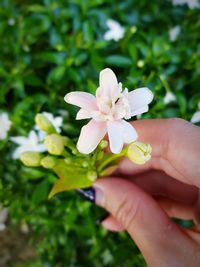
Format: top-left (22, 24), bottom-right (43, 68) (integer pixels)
top-left (64, 68), bottom-right (153, 154)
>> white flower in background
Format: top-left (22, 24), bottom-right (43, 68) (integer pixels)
top-left (42, 112), bottom-right (63, 133)
top-left (164, 91), bottom-right (177, 104)
top-left (0, 206), bottom-right (8, 232)
top-left (104, 19), bottom-right (125, 41)
top-left (0, 112), bottom-right (12, 140)
top-left (35, 112), bottom-right (63, 140)
top-left (191, 102), bottom-right (200, 123)
top-left (169, 26), bottom-right (181, 42)
top-left (65, 68), bottom-right (153, 154)
top-left (11, 130), bottom-right (47, 159)
top-left (172, 0), bottom-right (200, 9)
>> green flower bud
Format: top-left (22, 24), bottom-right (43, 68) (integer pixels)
top-left (44, 134), bottom-right (65, 155)
top-left (20, 152), bottom-right (43, 167)
top-left (35, 114), bottom-right (56, 134)
top-left (87, 170), bottom-right (97, 182)
top-left (41, 156), bottom-right (57, 169)
top-left (126, 141), bottom-right (152, 165)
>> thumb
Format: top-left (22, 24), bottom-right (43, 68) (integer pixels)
top-left (94, 177), bottom-right (194, 266)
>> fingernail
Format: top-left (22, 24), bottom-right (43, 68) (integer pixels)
top-left (96, 213), bottom-right (109, 225)
top-left (76, 188), bottom-right (96, 202)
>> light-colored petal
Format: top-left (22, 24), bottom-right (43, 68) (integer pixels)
top-left (12, 146), bottom-right (26, 159)
top-left (131, 105), bottom-right (149, 117)
top-left (76, 109), bottom-right (92, 120)
top-left (163, 91), bottom-right (176, 104)
top-left (64, 92), bottom-right (97, 111)
top-left (107, 120), bottom-right (138, 154)
top-left (98, 68), bottom-right (119, 98)
top-left (128, 87), bottom-right (153, 116)
top-left (120, 120), bottom-right (138, 143)
top-left (107, 121), bottom-right (124, 154)
top-left (33, 144), bottom-right (47, 153)
top-left (29, 130), bottom-right (39, 144)
top-left (77, 119), bottom-right (107, 154)
top-left (191, 111), bottom-right (200, 124)
top-left (10, 136), bottom-right (27, 145)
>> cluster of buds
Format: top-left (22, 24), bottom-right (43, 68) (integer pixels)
top-left (20, 113), bottom-right (152, 198)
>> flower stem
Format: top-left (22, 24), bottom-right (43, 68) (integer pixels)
top-left (97, 150), bottom-right (126, 174)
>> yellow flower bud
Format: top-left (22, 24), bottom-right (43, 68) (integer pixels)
top-left (35, 114), bottom-right (56, 134)
top-left (41, 156), bottom-right (57, 169)
top-left (44, 134), bottom-right (65, 155)
top-left (20, 152), bottom-right (43, 167)
top-left (126, 141), bottom-right (152, 165)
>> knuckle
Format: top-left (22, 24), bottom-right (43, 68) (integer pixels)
top-left (114, 196), bottom-right (140, 230)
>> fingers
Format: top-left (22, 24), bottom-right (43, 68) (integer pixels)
top-left (101, 198), bottom-right (195, 233)
top-left (100, 215), bottom-right (125, 232)
top-left (94, 177), bottom-right (195, 265)
top-left (156, 197), bottom-right (195, 220)
top-left (131, 119), bottom-right (200, 187)
top-left (131, 170), bottom-right (198, 205)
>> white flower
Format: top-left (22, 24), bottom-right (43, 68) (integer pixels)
top-left (104, 19), bottom-right (125, 41)
top-left (169, 26), bottom-right (181, 42)
top-left (11, 130), bottom-right (47, 159)
top-left (42, 112), bottom-right (63, 133)
top-left (191, 102), bottom-right (200, 123)
top-left (35, 112), bottom-right (63, 140)
top-left (65, 68), bottom-right (153, 154)
top-left (0, 112), bottom-right (12, 140)
top-left (0, 206), bottom-right (8, 232)
top-left (163, 91), bottom-right (177, 104)
top-left (172, 0), bottom-right (200, 9)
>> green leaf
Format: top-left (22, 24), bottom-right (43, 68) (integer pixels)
top-left (32, 180), bottom-right (50, 205)
top-left (47, 66), bottom-right (66, 83)
top-left (105, 55), bottom-right (132, 67)
top-left (49, 160), bottom-right (94, 198)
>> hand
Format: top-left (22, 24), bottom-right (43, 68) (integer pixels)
top-left (94, 118), bottom-right (200, 267)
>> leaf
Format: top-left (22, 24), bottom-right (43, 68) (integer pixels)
top-left (49, 160), bottom-right (94, 198)
top-left (47, 66), bottom-right (66, 83)
top-left (32, 180), bottom-right (50, 205)
top-left (105, 55), bottom-right (132, 67)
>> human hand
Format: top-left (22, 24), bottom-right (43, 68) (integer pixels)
top-left (94, 118), bottom-right (200, 267)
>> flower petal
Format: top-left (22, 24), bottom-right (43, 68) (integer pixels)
top-left (10, 136), bottom-right (27, 145)
top-left (131, 105), bottom-right (149, 117)
top-left (191, 111), bottom-right (200, 124)
top-left (98, 68), bottom-right (119, 98)
top-left (76, 109), bottom-right (92, 120)
top-left (12, 147), bottom-right (26, 159)
top-left (77, 120), bottom-right (107, 154)
top-left (128, 87), bottom-right (153, 116)
top-left (107, 120), bottom-right (138, 154)
top-left (120, 120), bottom-right (138, 143)
top-left (64, 92), bottom-right (97, 110)
top-left (107, 121), bottom-right (124, 154)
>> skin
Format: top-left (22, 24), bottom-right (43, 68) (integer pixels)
top-left (94, 118), bottom-right (200, 267)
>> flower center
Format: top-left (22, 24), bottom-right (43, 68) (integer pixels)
top-left (95, 87), bottom-right (131, 121)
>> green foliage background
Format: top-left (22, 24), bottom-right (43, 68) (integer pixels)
top-left (0, 0), bottom-right (200, 266)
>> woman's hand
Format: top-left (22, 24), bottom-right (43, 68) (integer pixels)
top-left (94, 118), bottom-right (200, 267)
